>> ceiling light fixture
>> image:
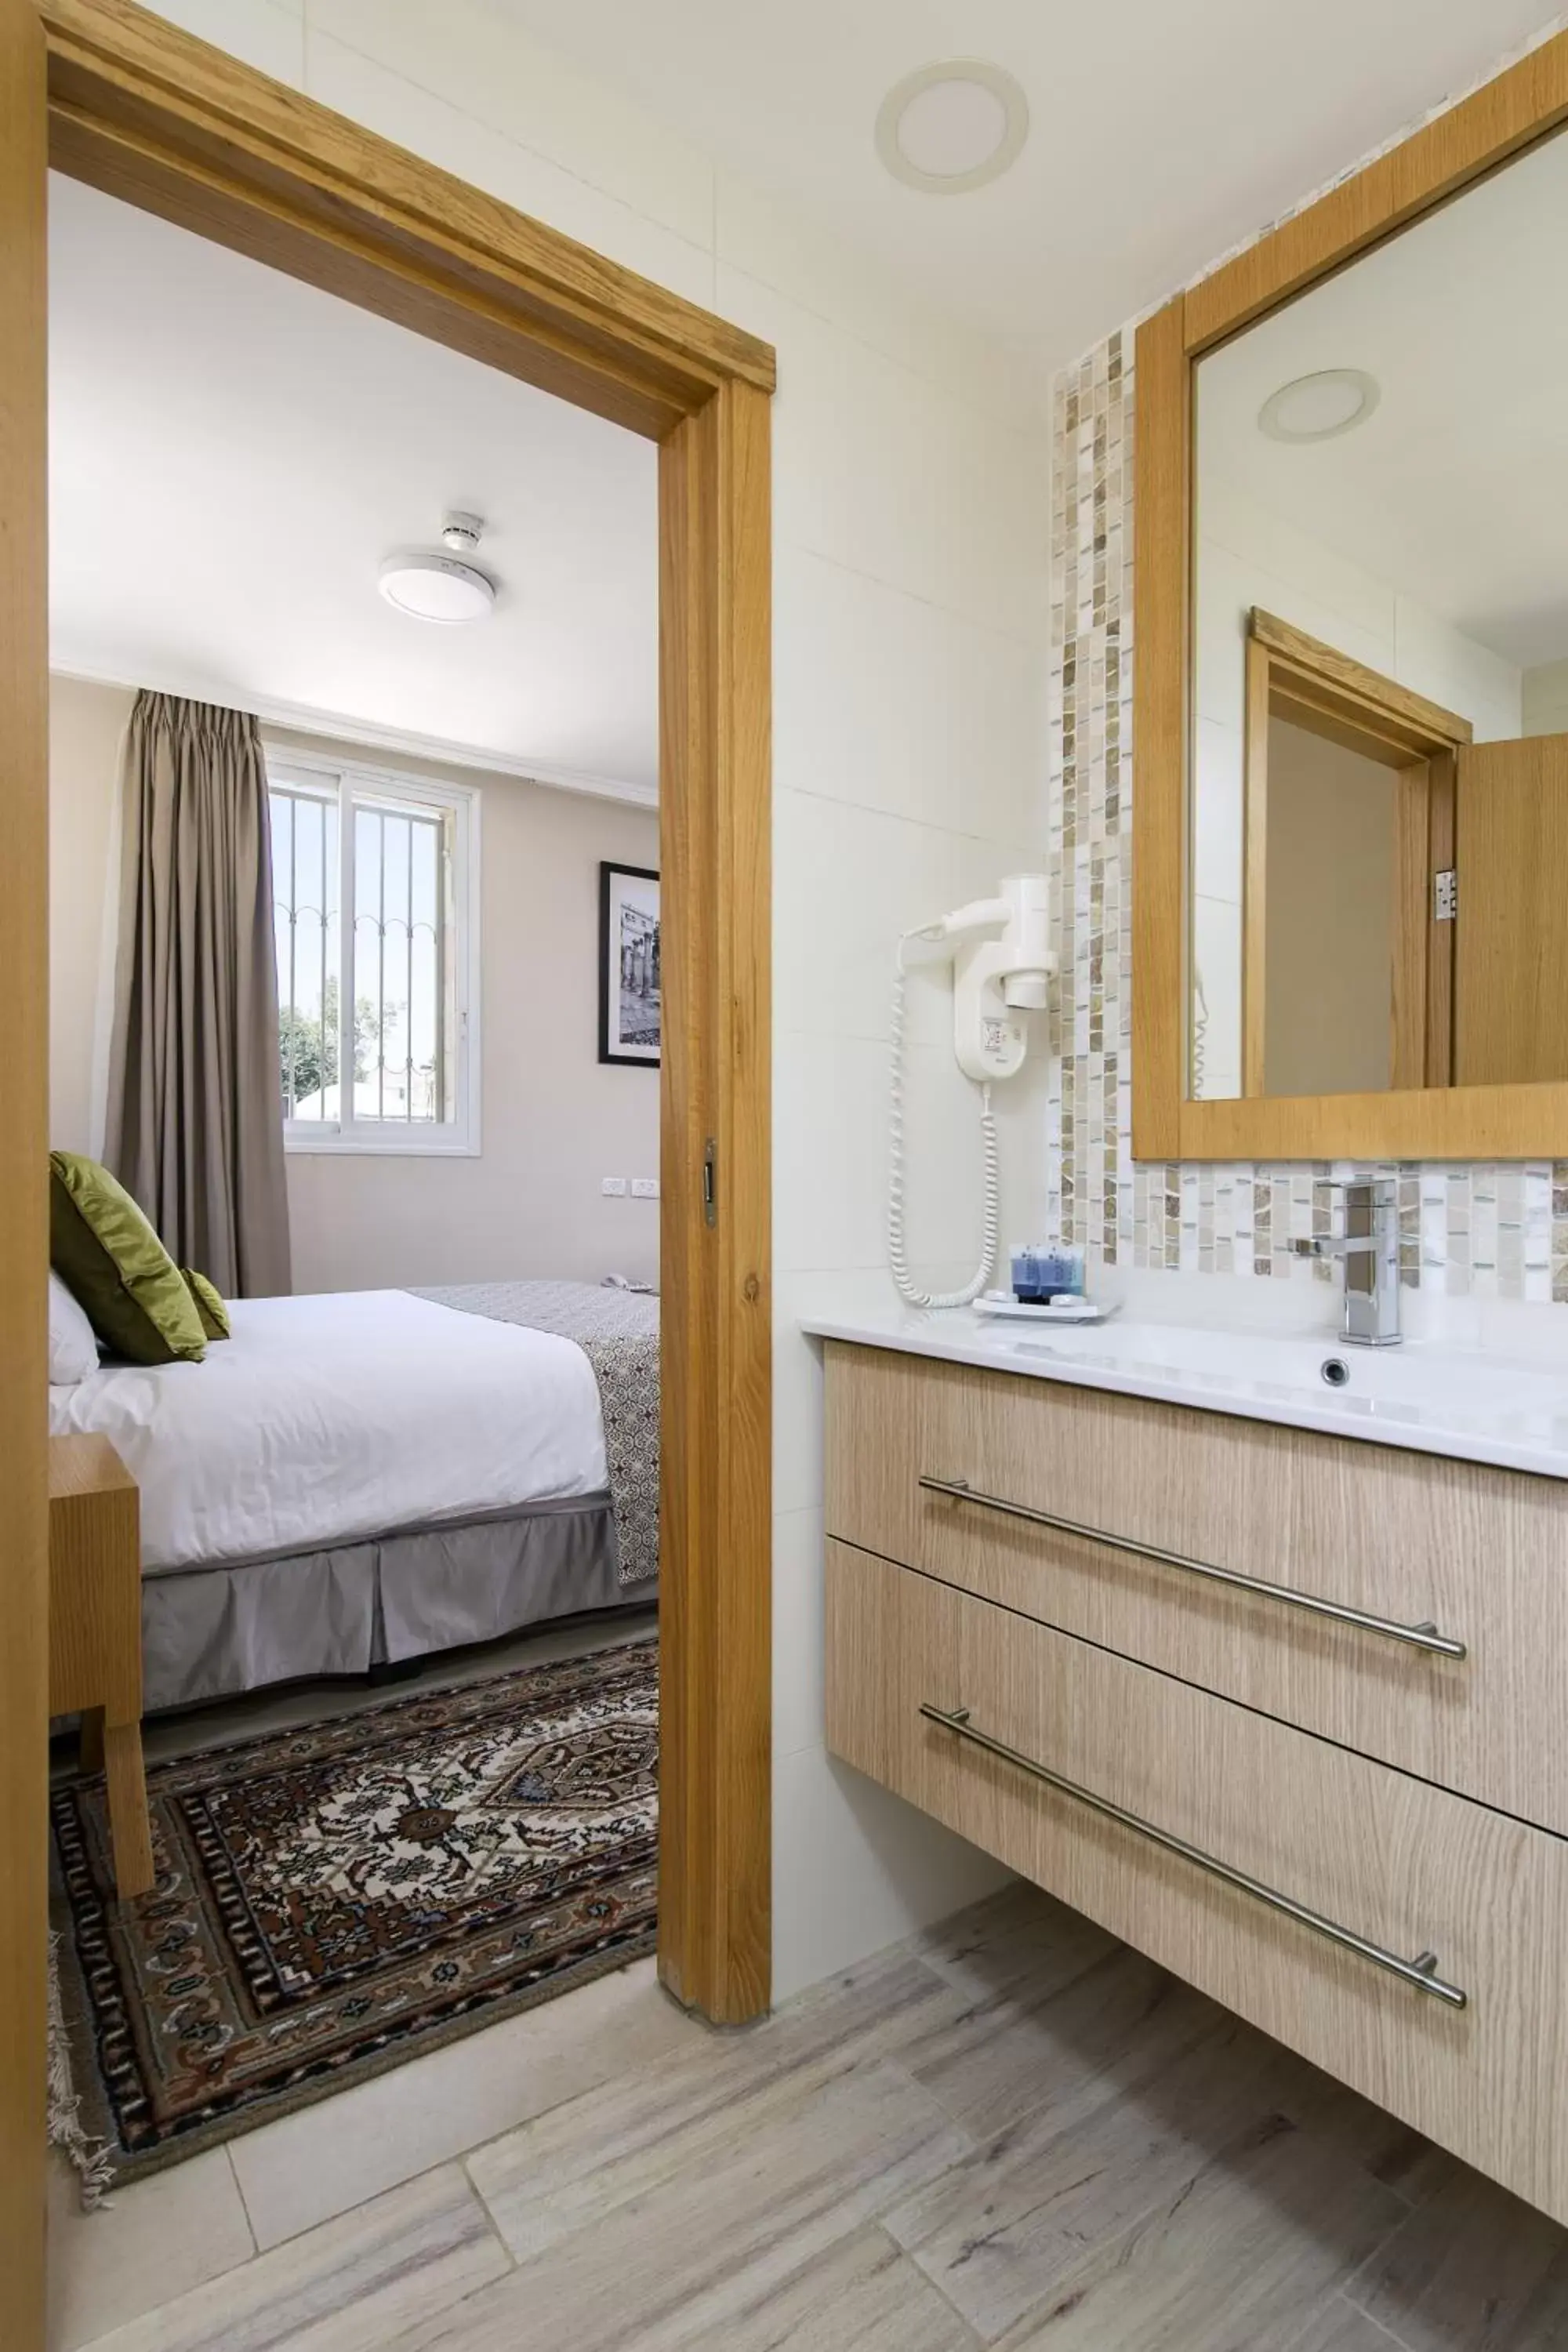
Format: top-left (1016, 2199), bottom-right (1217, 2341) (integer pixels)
top-left (378, 510), bottom-right (496, 623)
top-left (1258, 369), bottom-right (1381, 443)
top-left (875, 60), bottom-right (1029, 194)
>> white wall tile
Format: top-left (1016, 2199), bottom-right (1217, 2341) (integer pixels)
top-left (774, 547), bottom-right (1045, 839)
top-left (771, 1506), bottom-right (826, 1760)
top-left (774, 790), bottom-right (969, 1049)
top-left (771, 1746), bottom-right (1010, 2005)
top-left (152, 0), bottom-right (304, 82)
top-left (1192, 718), bottom-right (1243, 905)
top-left (775, 1029), bottom-right (1042, 1280)
top-left (1192, 892), bottom-right (1243, 1101)
top-left (1198, 474), bottom-right (1397, 655)
top-left (714, 171), bottom-right (1039, 434)
top-left (771, 1279), bottom-right (826, 1517)
top-left (774, 1033), bottom-right (889, 1275)
top-left (1393, 594), bottom-right (1522, 738)
top-left (720, 270), bottom-right (1047, 644)
top-left (308, 0), bottom-right (715, 251)
top-left (303, 34), bottom-right (716, 308)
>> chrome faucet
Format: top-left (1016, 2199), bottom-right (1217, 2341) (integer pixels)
top-left (1294, 1176), bottom-right (1402, 1348)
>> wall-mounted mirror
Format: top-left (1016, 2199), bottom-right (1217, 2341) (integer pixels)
top-left (1134, 50), bottom-right (1568, 1163)
top-left (1192, 125), bottom-right (1568, 1108)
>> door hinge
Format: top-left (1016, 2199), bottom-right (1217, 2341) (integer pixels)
top-left (702, 1138), bottom-right (717, 1228)
top-left (1434, 868), bottom-right (1457, 922)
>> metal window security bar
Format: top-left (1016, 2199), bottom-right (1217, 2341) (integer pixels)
top-left (919, 1700), bottom-right (1467, 2007)
top-left (353, 797), bottom-right (446, 1125)
top-left (270, 783), bottom-right (339, 1121)
top-left (271, 763), bottom-right (458, 1138)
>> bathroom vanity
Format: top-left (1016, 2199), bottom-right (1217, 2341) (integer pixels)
top-left (810, 1307), bottom-right (1568, 2225)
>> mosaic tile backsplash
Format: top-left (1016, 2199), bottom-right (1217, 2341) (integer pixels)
top-left (1044, 29), bottom-right (1568, 1309)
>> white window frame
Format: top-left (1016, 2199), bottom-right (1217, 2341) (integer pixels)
top-left (268, 748), bottom-right (481, 1157)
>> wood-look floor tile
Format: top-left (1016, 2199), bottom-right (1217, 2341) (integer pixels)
top-left (915, 1883), bottom-right (1120, 2008)
top-left (398, 2062), bottom-right (971, 2352)
top-left (230, 1955), bottom-right (702, 2250)
top-left (888, 2009), bottom-right (1327, 2342)
top-left (1269, 2064), bottom-right (1457, 2215)
top-left (1285, 2299), bottom-right (1408, 2351)
top-left (1347, 2165), bottom-right (1568, 2350)
top-left (992, 2107), bottom-right (1407, 2351)
top-left (76, 2164), bottom-right (509, 2352)
top-left (466, 1948), bottom-right (964, 2261)
top-left (618, 2224), bottom-right (981, 2352)
top-left (47, 2147), bottom-right (256, 2352)
top-left (901, 1938), bottom-right (1227, 2146)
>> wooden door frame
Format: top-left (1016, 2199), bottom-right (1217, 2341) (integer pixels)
top-left (6, 1), bottom-right (775, 2332)
top-left (1239, 608), bottom-right (1471, 1098)
top-left (1133, 20), bottom-right (1568, 1162)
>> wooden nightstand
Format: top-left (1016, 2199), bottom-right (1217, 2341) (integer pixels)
top-left (49, 1433), bottom-right (154, 1900)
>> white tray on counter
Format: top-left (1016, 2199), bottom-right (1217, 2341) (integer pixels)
top-left (975, 1294), bottom-right (1120, 1326)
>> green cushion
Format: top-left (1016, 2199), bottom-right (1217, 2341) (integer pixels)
top-left (49, 1152), bottom-right (206, 1366)
top-left (182, 1267), bottom-right (230, 1341)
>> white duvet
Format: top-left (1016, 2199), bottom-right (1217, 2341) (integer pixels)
top-left (48, 1289), bottom-right (609, 1573)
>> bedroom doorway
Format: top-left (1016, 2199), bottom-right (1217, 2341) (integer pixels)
top-left (1, 0), bottom-right (773, 2333)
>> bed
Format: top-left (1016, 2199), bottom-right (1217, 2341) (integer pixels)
top-left (47, 1282), bottom-right (659, 1715)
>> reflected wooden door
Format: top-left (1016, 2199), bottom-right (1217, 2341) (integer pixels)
top-left (1454, 737), bottom-right (1568, 1085)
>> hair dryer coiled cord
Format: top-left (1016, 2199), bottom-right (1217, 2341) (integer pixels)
top-left (887, 948), bottom-right (1000, 1309)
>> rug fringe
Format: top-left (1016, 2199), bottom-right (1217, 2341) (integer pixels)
top-left (48, 1931), bottom-right (115, 2211)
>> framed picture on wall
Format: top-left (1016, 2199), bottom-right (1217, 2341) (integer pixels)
top-left (598, 862), bottom-right (661, 1067)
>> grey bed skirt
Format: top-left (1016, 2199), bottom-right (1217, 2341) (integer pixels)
top-left (140, 1497), bottom-right (654, 1716)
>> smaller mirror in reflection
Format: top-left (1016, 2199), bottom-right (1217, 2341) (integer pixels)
top-left (1190, 122), bottom-right (1568, 1101)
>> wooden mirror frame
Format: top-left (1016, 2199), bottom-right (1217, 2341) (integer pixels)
top-left (1133, 25), bottom-right (1568, 1162)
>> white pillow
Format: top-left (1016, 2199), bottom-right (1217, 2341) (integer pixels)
top-left (49, 1269), bottom-right (100, 1385)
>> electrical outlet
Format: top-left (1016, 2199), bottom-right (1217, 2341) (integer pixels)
top-left (601, 1176), bottom-right (628, 1196)
top-left (630, 1178), bottom-right (659, 1200)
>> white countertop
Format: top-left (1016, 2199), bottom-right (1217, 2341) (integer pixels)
top-left (800, 1298), bottom-right (1568, 1482)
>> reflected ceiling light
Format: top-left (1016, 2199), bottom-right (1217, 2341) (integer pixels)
top-left (378, 511), bottom-right (496, 623)
top-left (1258, 369), bottom-right (1381, 443)
top-left (875, 60), bottom-right (1029, 194)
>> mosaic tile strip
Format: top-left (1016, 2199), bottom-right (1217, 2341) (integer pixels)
top-left (1046, 64), bottom-right (1568, 1309)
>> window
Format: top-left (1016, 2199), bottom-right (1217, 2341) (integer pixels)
top-left (268, 753), bottom-right (479, 1153)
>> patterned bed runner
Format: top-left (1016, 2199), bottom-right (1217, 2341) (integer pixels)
top-left (411, 1281), bottom-right (659, 1585)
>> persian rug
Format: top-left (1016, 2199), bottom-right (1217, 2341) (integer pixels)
top-left (51, 1635), bottom-right (658, 2185)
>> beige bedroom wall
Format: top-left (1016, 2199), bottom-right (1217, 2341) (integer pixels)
top-left (45, 678), bottom-right (661, 1290)
top-left (48, 673), bottom-right (129, 1155)
top-left (273, 729), bottom-right (660, 1294)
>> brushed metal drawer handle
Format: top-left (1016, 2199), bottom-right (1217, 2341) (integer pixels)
top-left (919, 1700), bottom-right (1468, 2009)
top-left (918, 1475), bottom-right (1467, 1660)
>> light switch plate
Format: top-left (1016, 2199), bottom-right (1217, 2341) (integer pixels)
top-left (602, 1176), bottom-right (628, 1196)
top-left (631, 1178), bottom-right (659, 1199)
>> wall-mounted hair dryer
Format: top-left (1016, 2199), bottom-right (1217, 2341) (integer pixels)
top-left (889, 874), bottom-right (1054, 1311)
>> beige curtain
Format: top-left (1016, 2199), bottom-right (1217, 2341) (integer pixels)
top-left (105, 692), bottom-right (292, 1297)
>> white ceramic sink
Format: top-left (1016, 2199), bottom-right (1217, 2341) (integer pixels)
top-left (800, 1301), bottom-right (1568, 1479)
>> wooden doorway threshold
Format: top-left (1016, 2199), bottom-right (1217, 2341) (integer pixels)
top-left (2, 3), bottom-right (775, 2339)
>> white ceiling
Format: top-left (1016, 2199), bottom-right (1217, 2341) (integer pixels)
top-left (478, 0), bottom-right (1553, 375)
top-left (48, 174), bottom-right (659, 793)
top-left (1198, 123), bottom-right (1568, 671)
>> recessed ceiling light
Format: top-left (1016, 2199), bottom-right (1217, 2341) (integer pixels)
top-left (378, 511), bottom-right (497, 623)
top-left (1258, 368), bottom-right (1381, 443)
top-left (875, 60), bottom-right (1029, 194)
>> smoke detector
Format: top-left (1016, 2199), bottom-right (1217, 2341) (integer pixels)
top-left (379, 512), bottom-right (496, 623)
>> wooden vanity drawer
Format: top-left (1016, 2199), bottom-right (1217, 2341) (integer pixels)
top-left (825, 1341), bottom-right (1568, 1833)
top-left (826, 1539), bottom-right (1568, 2223)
